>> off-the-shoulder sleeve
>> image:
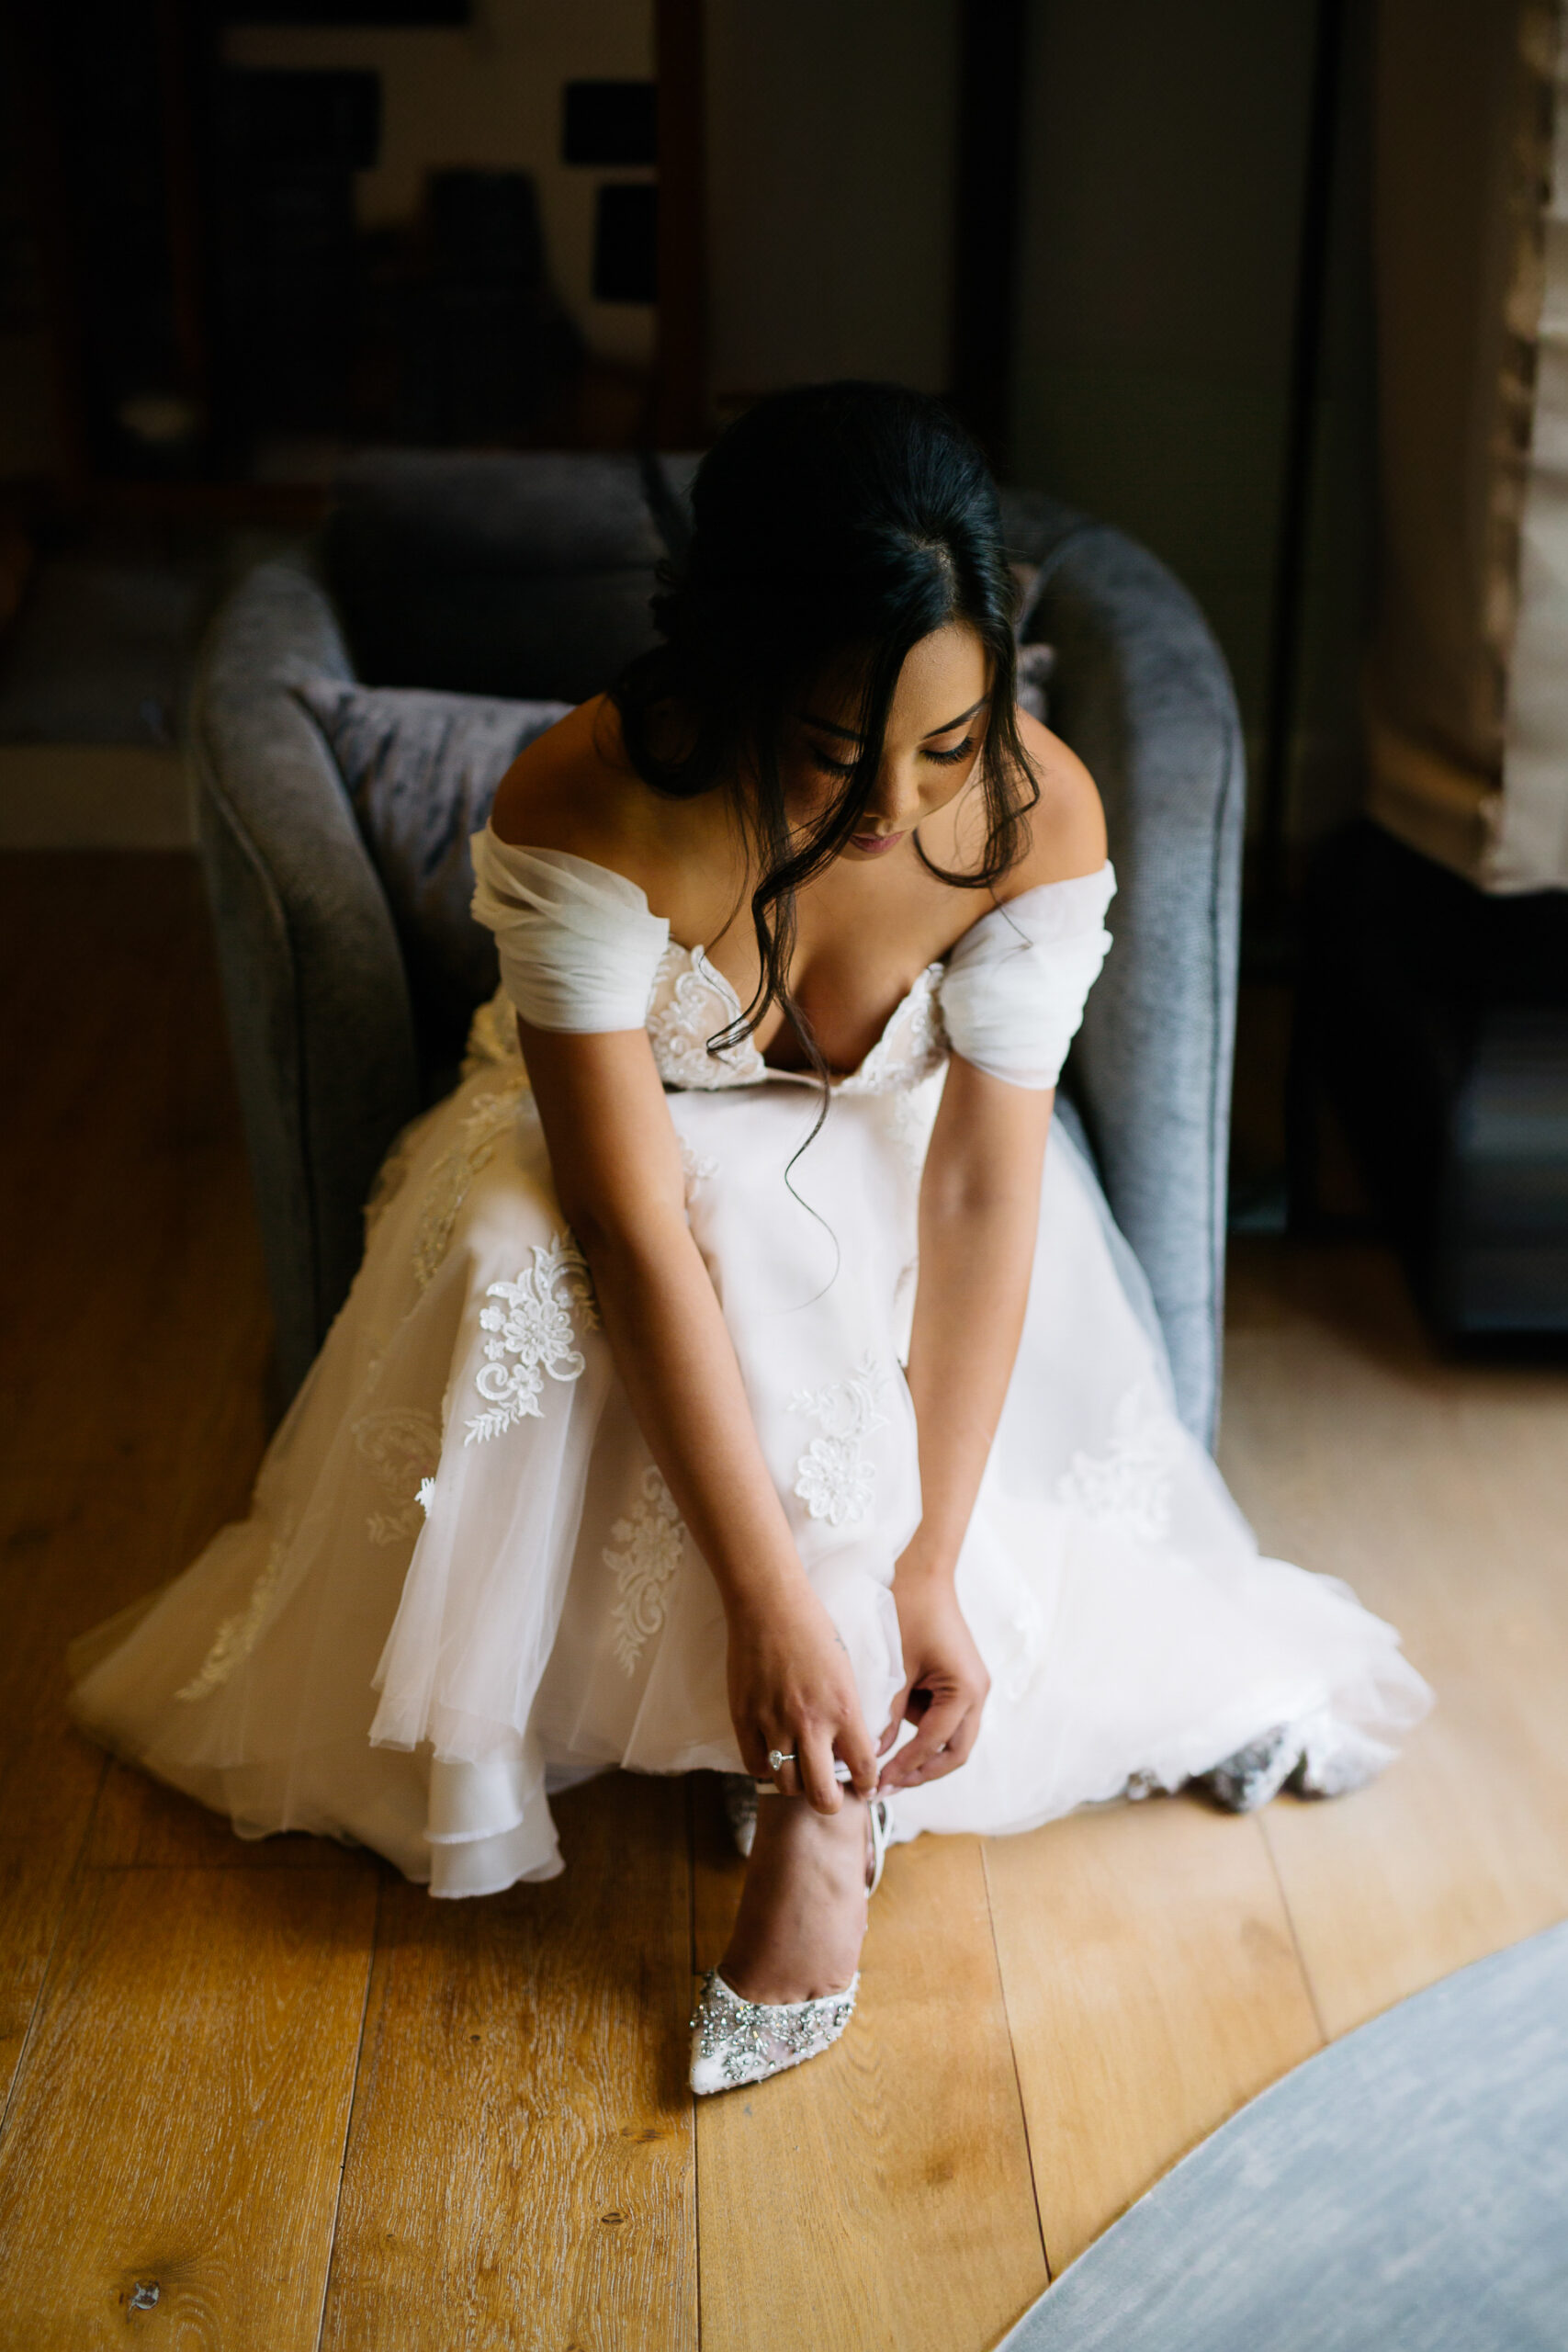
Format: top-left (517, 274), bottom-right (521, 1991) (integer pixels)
top-left (939, 862), bottom-right (1116, 1089)
top-left (469, 831), bottom-right (671, 1032)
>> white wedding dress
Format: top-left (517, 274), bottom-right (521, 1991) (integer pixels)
top-left (70, 833), bottom-right (1430, 1893)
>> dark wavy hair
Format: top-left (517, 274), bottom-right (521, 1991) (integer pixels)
top-left (612, 381), bottom-right (1036, 1069)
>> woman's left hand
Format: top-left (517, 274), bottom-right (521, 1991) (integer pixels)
top-left (877, 1562), bottom-right (990, 1792)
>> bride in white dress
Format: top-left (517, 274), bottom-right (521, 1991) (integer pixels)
top-left (70, 384), bottom-right (1429, 2094)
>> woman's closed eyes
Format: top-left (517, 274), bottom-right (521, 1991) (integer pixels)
top-left (805, 734), bottom-right (977, 780)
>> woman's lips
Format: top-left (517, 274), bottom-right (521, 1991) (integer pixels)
top-left (850, 831), bottom-right (905, 857)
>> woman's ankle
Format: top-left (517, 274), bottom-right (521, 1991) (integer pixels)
top-left (719, 1793), bottom-right (871, 2004)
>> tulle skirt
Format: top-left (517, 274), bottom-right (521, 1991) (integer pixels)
top-left (69, 1031), bottom-right (1431, 1893)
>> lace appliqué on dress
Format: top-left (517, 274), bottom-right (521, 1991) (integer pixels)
top-left (839, 964), bottom-right (947, 1096)
top-left (604, 1465), bottom-right (686, 1673)
top-left (791, 1354), bottom-right (891, 1528)
top-left (680, 1137), bottom-right (718, 1193)
top-left (363, 1112), bottom-right (433, 1245)
top-left (414, 1079), bottom-right (531, 1291)
top-left (460, 985), bottom-right (525, 1080)
top-left (465, 1234), bottom-right (597, 1442)
top-left (1055, 1380), bottom-right (1179, 1544)
top-left (175, 1537), bottom-right (288, 1702)
top-left (647, 947), bottom-right (764, 1091)
top-left (353, 1408), bottom-right (442, 1545)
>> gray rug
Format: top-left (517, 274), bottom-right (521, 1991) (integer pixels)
top-left (1000, 1918), bottom-right (1568, 2352)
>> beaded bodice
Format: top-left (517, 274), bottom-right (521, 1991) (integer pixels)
top-left (461, 943), bottom-right (949, 1097)
top-left (643, 941), bottom-right (949, 1095)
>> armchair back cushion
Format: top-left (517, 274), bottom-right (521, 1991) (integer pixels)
top-left (296, 680), bottom-right (571, 1025)
top-left (321, 450), bottom-right (667, 701)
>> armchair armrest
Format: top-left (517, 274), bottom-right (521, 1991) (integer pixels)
top-left (1001, 493), bottom-right (1246, 1446)
top-left (189, 552), bottom-right (422, 1398)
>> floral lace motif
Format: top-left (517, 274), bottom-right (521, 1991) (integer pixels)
top-left (838, 964), bottom-right (947, 1096)
top-left (791, 1353), bottom-right (891, 1528)
top-left (462, 933), bottom-right (953, 1106)
top-left (414, 1079), bottom-right (530, 1291)
top-left (604, 1464), bottom-right (686, 1673)
top-left (363, 1111), bottom-right (433, 1245)
top-left (1055, 1380), bottom-right (1179, 1544)
top-left (465, 1234), bottom-right (597, 1442)
top-left (460, 986), bottom-right (525, 1080)
top-left (647, 947), bottom-right (764, 1091)
top-left (646, 944), bottom-right (949, 1096)
top-left (175, 1537), bottom-right (288, 1702)
top-left (680, 1136), bottom-right (718, 1194)
top-left (353, 1407), bottom-right (442, 1545)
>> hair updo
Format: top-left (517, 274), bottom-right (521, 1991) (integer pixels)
top-left (612, 379), bottom-right (1037, 1061)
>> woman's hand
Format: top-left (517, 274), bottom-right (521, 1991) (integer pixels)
top-left (877, 1560), bottom-right (990, 1792)
top-left (726, 1578), bottom-right (881, 1815)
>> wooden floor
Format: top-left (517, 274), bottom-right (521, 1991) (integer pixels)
top-left (2, 853), bottom-right (1565, 2351)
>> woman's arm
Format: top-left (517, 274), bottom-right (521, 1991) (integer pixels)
top-left (519, 1016), bottom-right (879, 1814)
top-left (876, 1054), bottom-right (1054, 1792)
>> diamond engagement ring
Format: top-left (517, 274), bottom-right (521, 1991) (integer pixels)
top-left (767, 1749), bottom-right (796, 1773)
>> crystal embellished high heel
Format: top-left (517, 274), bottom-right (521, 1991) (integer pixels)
top-left (690, 1771), bottom-right (892, 2097)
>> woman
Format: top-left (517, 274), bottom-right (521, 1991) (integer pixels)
top-left (70, 385), bottom-right (1429, 2096)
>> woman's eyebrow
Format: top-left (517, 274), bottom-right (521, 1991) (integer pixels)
top-left (921, 695), bottom-right (989, 738)
top-left (798, 694), bottom-right (990, 742)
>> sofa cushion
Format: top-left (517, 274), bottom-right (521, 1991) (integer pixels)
top-left (297, 678), bottom-right (571, 1020)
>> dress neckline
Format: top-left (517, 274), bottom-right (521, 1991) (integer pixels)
top-left (660, 938), bottom-right (946, 1090)
top-left (483, 832), bottom-right (1110, 957)
top-left (479, 831), bottom-right (1113, 1088)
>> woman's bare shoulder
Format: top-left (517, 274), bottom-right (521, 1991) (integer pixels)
top-left (997, 708), bottom-right (1108, 898)
top-left (489, 696), bottom-right (653, 866)
top-left (487, 695), bottom-right (716, 912)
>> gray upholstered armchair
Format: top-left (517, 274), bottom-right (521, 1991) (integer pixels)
top-left (188, 452), bottom-right (1242, 1443)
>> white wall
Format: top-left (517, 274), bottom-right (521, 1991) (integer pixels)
top-left (224, 0), bottom-right (656, 368)
top-left (704, 0), bottom-right (958, 405)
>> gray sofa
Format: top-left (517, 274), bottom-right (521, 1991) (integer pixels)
top-left (188, 451), bottom-right (1243, 1443)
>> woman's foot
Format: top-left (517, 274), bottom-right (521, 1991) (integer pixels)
top-left (718, 1790), bottom-right (873, 2005)
top-left (690, 1792), bottom-right (881, 2096)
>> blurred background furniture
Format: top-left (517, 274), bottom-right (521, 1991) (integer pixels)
top-left (1289, 0), bottom-right (1568, 1340)
top-left (187, 449), bottom-right (1243, 1443)
top-left (1292, 820), bottom-right (1568, 1340)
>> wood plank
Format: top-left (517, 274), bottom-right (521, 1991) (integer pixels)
top-left (692, 1781), bottom-right (1046, 2352)
top-left (985, 1797), bottom-right (1323, 2271)
top-left (321, 1771), bottom-right (696, 2352)
top-left (0, 1408), bottom-right (264, 2102)
top-left (0, 1816), bottom-right (99, 2128)
top-left (0, 852), bottom-right (276, 2107)
top-left (84, 1764), bottom-right (352, 1871)
top-left (1220, 1240), bottom-right (1568, 2037)
top-left (0, 857), bottom-right (268, 1463)
top-left (1262, 1710), bottom-right (1568, 2041)
top-left (0, 1464), bottom-right (108, 2112)
top-left (0, 1862), bottom-right (376, 2350)
top-left (0, 1261), bottom-right (271, 2095)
